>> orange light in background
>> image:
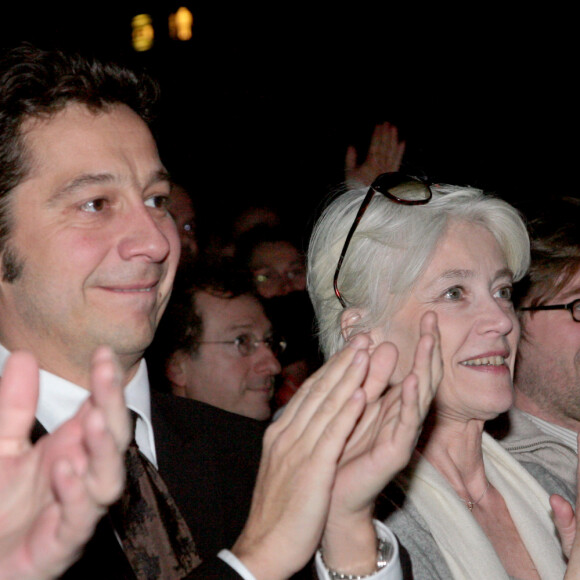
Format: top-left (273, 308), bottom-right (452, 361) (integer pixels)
top-left (132, 14), bottom-right (154, 51)
top-left (169, 7), bottom-right (193, 41)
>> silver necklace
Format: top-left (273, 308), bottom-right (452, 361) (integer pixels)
top-left (459, 480), bottom-right (490, 511)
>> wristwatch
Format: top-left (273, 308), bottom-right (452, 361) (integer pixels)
top-left (324, 537), bottom-right (393, 579)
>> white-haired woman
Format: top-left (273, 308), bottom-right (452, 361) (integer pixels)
top-left (308, 173), bottom-right (575, 579)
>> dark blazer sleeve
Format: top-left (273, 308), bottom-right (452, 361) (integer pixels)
top-left (183, 558), bottom-right (248, 579)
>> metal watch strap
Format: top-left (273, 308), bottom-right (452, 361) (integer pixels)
top-left (324, 537), bottom-right (392, 579)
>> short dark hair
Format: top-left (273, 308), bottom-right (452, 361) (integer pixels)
top-left (234, 224), bottom-right (303, 268)
top-left (0, 43), bottom-right (160, 250)
top-left (513, 195), bottom-right (580, 316)
top-left (146, 258), bottom-right (257, 390)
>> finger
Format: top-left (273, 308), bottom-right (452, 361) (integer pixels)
top-left (390, 141), bottom-right (406, 172)
top-left (415, 312), bottom-right (441, 411)
top-left (0, 350), bottom-right (39, 455)
top-left (269, 343), bottom-right (371, 454)
top-left (309, 387), bottom-right (367, 469)
top-left (33, 459), bottom-right (103, 575)
top-left (362, 341), bottom-right (399, 402)
top-left (82, 407), bottom-right (126, 505)
top-left (298, 350), bottom-right (369, 445)
top-left (550, 494), bottom-right (576, 558)
top-left (424, 312), bottom-right (443, 390)
top-left (398, 374), bottom-right (422, 437)
top-left (89, 346), bottom-right (131, 451)
top-left (274, 334), bottom-right (371, 429)
top-left (367, 123), bottom-right (383, 160)
top-left (382, 122), bottom-right (395, 154)
top-left (344, 145), bottom-right (357, 171)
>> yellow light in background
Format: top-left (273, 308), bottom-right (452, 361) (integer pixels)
top-left (132, 14), bottom-right (154, 51)
top-left (169, 7), bottom-right (193, 41)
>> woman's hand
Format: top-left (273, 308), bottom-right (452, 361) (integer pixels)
top-left (321, 311), bottom-right (442, 575)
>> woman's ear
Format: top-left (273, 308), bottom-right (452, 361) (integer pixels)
top-left (340, 308), bottom-right (362, 342)
top-left (340, 308), bottom-right (382, 354)
top-left (166, 351), bottom-right (189, 397)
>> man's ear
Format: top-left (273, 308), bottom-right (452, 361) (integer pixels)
top-left (166, 351), bottom-right (189, 397)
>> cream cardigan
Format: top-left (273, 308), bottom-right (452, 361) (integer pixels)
top-left (387, 432), bottom-right (567, 580)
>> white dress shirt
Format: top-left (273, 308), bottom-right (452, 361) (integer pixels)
top-left (0, 344), bottom-right (401, 580)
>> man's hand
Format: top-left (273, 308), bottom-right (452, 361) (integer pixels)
top-left (553, 434), bottom-right (580, 578)
top-left (345, 121), bottom-right (406, 187)
top-left (0, 347), bottom-right (130, 580)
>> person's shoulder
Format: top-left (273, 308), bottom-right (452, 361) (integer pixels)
top-left (520, 461), bottom-right (576, 505)
top-left (151, 391), bottom-right (268, 442)
top-left (487, 407), bottom-right (542, 445)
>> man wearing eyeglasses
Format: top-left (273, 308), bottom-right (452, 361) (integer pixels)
top-left (150, 260), bottom-right (283, 421)
top-left (494, 195), bottom-right (580, 492)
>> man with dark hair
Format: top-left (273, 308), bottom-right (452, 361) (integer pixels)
top-left (149, 260), bottom-right (282, 420)
top-left (494, 196), bottom-right (580, 492)
top-left (0, 43), bottom-right (439, 579)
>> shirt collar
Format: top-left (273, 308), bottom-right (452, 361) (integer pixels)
top-left (522, 410), bottom-right (579, 452)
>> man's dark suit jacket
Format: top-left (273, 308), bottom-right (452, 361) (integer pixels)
top-left (32, 391), bottom-right (267, 579)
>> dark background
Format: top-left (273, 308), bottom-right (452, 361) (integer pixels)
top-left (2, 4), bottom-right (576, 241)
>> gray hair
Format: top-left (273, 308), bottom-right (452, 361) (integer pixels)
top-left (307, 183), bottom-right (530, 359)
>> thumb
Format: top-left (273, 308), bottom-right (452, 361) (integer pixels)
top-left (551, 493), bottom-right (576, 558)
top-left (345, 145), bottom-right (357, 171)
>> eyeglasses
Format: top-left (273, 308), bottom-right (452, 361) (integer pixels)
top-left (200, 333), bottom-right (288, 357)
top-left (333, 172), bottom-right (433, 308)
top-left (520, 298), bottom-right (580, 323)
top-left (254, 266), bottom-right (306, 286)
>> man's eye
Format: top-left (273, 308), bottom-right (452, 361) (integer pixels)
top-left (234, 334), bottom-right (254, 348)
top-left (80, 198), bottom-right (107, 213)
top-left (287, 267), bottom-right (306, 280)
top-left (444, 286), bottom-right (463, 301)
top-left (255, 272), bottom-right (272, 284)
top-left (145, 195), bottom-right (169, 210)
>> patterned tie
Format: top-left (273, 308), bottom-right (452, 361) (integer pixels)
top-left (109, 411), bottom-right (202, 579)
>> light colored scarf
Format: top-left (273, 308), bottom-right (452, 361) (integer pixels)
top-left (401, 432), bottom-right (567, 580)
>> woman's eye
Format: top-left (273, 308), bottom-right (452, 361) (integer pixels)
top-left (81, 198), bottom-right (107, 213)
top-left (444, 287), bottom-right (463, 301)
top-left (495, 286), bottom-right (513, 300)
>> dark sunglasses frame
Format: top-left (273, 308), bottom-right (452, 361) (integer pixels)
top-left (333, 172), bottom-right (433, 308)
